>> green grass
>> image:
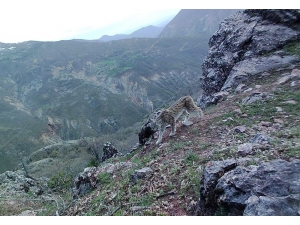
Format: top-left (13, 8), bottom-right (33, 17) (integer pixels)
top-left (184, 151), bottom-right (199, 165)
top-left (284, 40), bottom-right (300, 56)
top-left (47, 171), bottom-right (73, 193)
top-left (98, 172), bottom-right (112, 186)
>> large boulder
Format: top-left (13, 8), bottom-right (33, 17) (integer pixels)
top-left (198, 9), bottom-right (300, 108)
top-left (198, 159), bottom-right (300, 215)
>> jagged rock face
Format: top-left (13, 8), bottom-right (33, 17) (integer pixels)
top-left (198, 159), bottom-right (300, 216)
top-left (198, 9), bottom-right (300, 108)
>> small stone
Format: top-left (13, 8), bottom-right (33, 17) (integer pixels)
top-left (134, 167), bottom-right (153, 179)
top-left (273, 118), bottom-right (284, 124)
top-left (276, 107), bottom-right (283, 112)
top-left (235, 84), bottom-right (247, 94)
top-left (291, 68), bottom-right (300, 77)
top-left (249, 133), bottom-right (272, 144)
top-left (259, 121), bottom-right (272, 127)
top-left (213, 91), bottom-right (229, 103)
top-left (283, 100), bottom-right (296, 104)
top-left (244, 88), bottom-right (253, 93)
top-left (245, 195), bottom-right (259, 205)
top-left (260, 72), bottom-right (270, 77)
top-left (233, 108), bottom-right (242, 115)
top-left (237, 143), bottom-right (253, 156)
top-left (222, 117), bottom-right (234, 122)
top-left (234, 125), bottom-right (247, 133)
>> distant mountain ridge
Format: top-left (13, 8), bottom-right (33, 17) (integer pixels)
top-left (99, 25), bottom-right (164, 42)
top-left (159, 9), bottom-right (240, 38)
top-left (98, 9), bottom-right (239, 42)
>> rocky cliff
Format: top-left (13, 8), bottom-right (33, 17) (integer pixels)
top-left (198, 9), bottom-right (300, 108)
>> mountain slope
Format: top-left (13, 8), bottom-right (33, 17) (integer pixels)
top-left (0, 9), bottom-right (300, 216)
top-left (1, 60), bottom-right (299, 216)
top-left (159, 9), bottom-right (239, 38)
top-left (0, 37), bottom-right (208, 173)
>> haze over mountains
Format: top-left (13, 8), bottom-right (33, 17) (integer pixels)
top-left (0, 9), bottom-right (239, 173)
top-left (97, 9), bottom-right (239, 41)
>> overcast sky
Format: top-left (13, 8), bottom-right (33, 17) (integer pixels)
top-left (0, 0), bottom-right (181, 43)
top-left (0, 1), bottom-right (295, 43)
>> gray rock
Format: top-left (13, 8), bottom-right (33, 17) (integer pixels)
top-left (72, 167), bottom-right (98, 198)
top-left (241, 92), bottom-right (273, 105)
top-left (222, 54), bottom-right (298, 91)
top-left (138, 119), bottom-right (157, 146)
top-left (200, 158), bottom-right (237, 202)
top-left (234, 125), bottom-right (246, 133)
top-left (198, 159), bottom-right (300, 216)
top-left (234, 83), bottom-right (247, 94)
top-left (101, 142), bottom-right (119, 162)
top-left (249, 133), bottom-right (273, 144)
top-left (130, 167), bottom-right (153, 185)
top-left (244, 194), bottom-right (300, 216)
top-left (237, 143), bottom-right (253, 156)
top-left (198, 9), bottom-right (300, 108)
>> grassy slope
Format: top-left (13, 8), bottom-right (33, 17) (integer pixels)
top-left (1, 40), bottom-right (299, 217)
top-left (1, 60), bottom-right (299, 216)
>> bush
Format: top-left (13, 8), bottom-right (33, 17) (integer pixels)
top-left (47, 171), bottom-right (73, 193)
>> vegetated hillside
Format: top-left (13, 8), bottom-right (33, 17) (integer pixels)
top-left (0, 9), bottom-right (298, 217)
top-left (0, 37), bottom-right (208, 173)
top-left (1, 9), bottom-right (299, 217)
top-left (0, 9), bottom-right (238, 174)
top-left (159, 9), bottom-right (239, 38)
top-left (1, 57), bottom-right (299, 216)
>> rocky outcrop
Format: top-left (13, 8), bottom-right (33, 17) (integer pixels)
top-left (101, 142), bottom-right (120, 162)
top-left (0, 170), bottom-right (54, 215)
top-left (138, 119), bottom-right (157, 146)
top-left (198, 9), bottom-right (300, 108)
top-left (198, 159), bottom-right (300, 216)
top-left (0, 170), bottom-right (46, 196)
top-left (72, 162), bottom-right (134, 198)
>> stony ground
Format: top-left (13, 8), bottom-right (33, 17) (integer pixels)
top-left (62, 67), bottom-right (300, 216)
top-left (1, 67), bottom-right (299, 216)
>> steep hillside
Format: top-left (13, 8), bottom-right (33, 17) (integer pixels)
top-left (1, 60), bottom-right (299, 216)
top-left (0, 9), bottom-right (239, 174)
top-left (159, 9), bottom-right (239, 38)
top-left (0, 10), bottom-right (300, 216)
top-left (0, 9), bottom-right (299, 216)
top-left (0, 37), bottom-right (208, 173)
